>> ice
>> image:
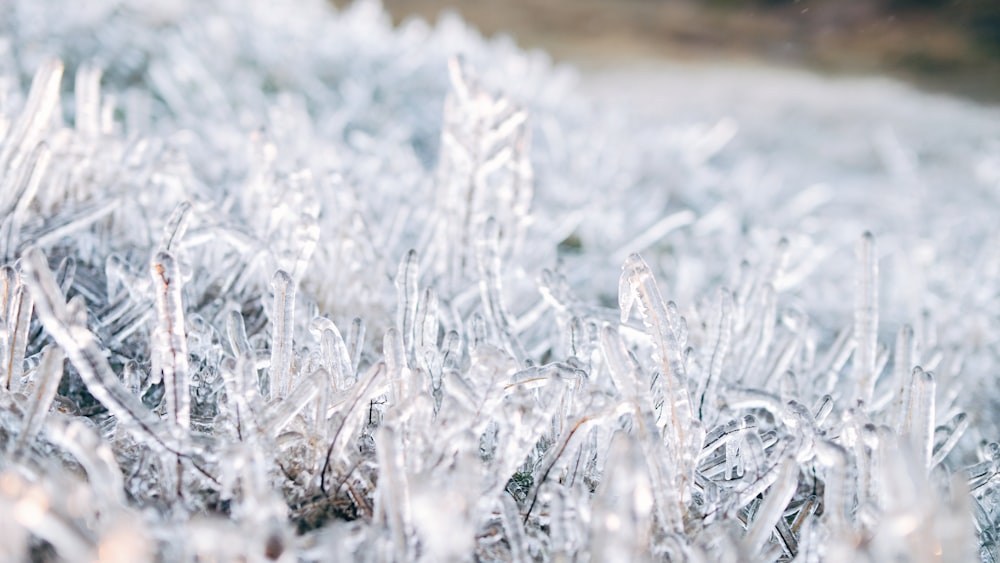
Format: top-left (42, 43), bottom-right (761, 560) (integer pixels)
top-left (151, 250), bottom-right (191, 432)
top-left (0, 0), bottom-right (999, 560)
top-left (853, 231), bottom-right (879, 406)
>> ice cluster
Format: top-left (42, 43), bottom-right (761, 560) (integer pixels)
top-left (1, 0), bottom-right (1000, 561)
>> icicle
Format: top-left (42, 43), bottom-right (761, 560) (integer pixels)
top-left (853, 232), bottom-right (878, 406)
top-left (150, 251), bottom-right (190, 432)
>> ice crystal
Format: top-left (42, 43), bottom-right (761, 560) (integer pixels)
top-left (0, 0), bottom-right (999, 561)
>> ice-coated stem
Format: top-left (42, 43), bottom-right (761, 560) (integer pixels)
top-left (906, 367), bottom-right (936, 468)
top-left (74, 64), bottom-right (102, 138)
top-left (0, 59), bottom-right (62, 176)
top-left (476, 218), bottom-right (527, 363)
top-left (2, 142), bottom-right (51, 258)
top-left (347, 317), bottom-right (365, 376)
top-left (395, 249), bottom-right (419, 367)
top-left (375, 427), bottom-right (412, 561)
top-left (151, 251), bottom-right (190, 431)
top-left (4, 281), bottom-right (33, 390)
top-left (699, 288), bottom-right (733, 421)
top-left (226, 310), bottom-right (253, 359)
top-left (384, 327), bottom-right (410, 404)
top-left (853, 232), bottom-right (878, 406)
top-left (591, 432), bottom-right (654, 561)
top-left (815, 441), bottom-right (850, 534)
top-left (744, 456), bottom-right (798, 554)
top-left (930, 412), bottom-right (968, 469)
top-left (320, 361), bottom-right (387, 494)
top-left (309, 316), bottom-right (353, 392)
top-left (219, 353), bottom-right (265, 442)
top-left (12, 345), bottom-right (63, 453)
top-left (265, 376), bottom-right (319, 433)
top-left (159, 201), bottom-right (192, 252)
top-left (45, 416), bottom-right (126, 505)
top-left (0, 472), bottom-right (94, 560)
top-left (415, 287), bottom-right (440, 375)
top-left (600, 325), bottom-right (684, 534)
top-left (500, 495), bottom-right (530, 561)
top-left (892, 325), bottom-right (914, 430)
top-left (0, 266), bottom-right (16, 321)
top-left (619, 253), bottom-right (693, 477)
top-left (269, 270), bottom-right (295, 399)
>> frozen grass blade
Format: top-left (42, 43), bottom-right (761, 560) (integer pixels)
top-left (3, 278), bottom-right (32, 390)
top-left (151, 251), bottom-right (190, 432)
top-left (744, 456), bottom-right (798, 554)
top-left (0, 60), bottom-right (62, 175)
top-left (269, 269), bottom-right (295, 399)
top-left (11, 345), bottom-right (63, 453)
top-left (619, 254), bottom-right (694, 486)
top-left (853, 232), bottom-right (879, 406)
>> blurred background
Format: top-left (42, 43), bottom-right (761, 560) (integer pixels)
top-left (339, 0), bottom-right (1000, 103)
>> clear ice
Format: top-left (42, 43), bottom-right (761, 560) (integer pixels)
top-left (0, 0), bottom-right (998, 561)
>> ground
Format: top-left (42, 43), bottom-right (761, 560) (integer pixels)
top-left (348, 0), bottom-right (1000, 104)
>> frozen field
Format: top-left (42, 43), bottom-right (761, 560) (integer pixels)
top-left (2, 0), bottom-right (1000, 560)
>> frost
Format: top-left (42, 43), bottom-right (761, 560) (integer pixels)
top-left (0, 0), bottom-right (998, 561)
